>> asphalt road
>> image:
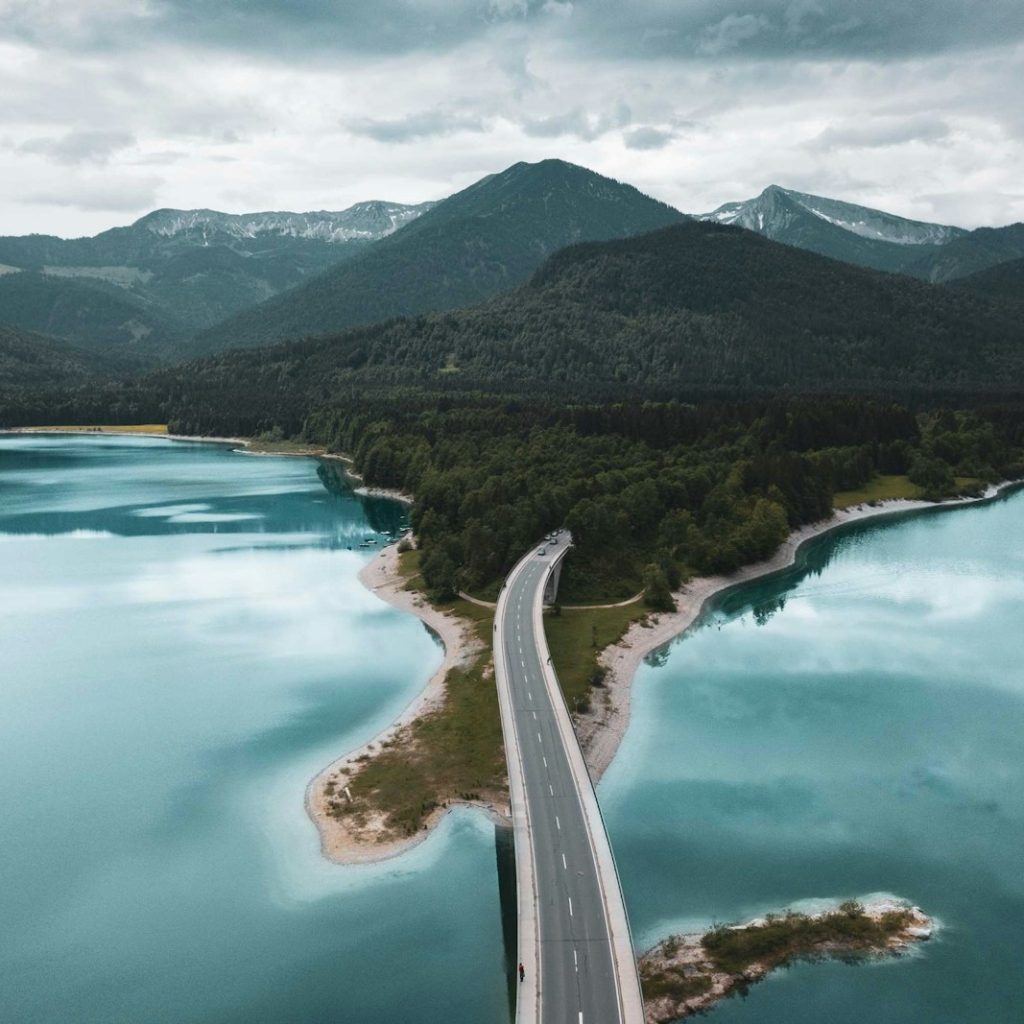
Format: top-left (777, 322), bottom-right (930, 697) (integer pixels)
top-left (497, 534), bottom-right (633, 1024)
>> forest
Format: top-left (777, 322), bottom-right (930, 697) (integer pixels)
top-left (307, 395), bottom-right (1021, 603)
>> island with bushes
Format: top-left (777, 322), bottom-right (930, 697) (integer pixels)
top-left (639, 897), bottom-right (933, 1022)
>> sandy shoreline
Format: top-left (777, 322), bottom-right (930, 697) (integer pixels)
top-left (578, 479), bottom-right (1023, 782)
top-left (303, 541), bottom-right (495, 864)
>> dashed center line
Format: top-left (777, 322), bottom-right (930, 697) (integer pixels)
top-left (537, 732), bottom-right (542, 743)
top-left (568, 897), bottom-right (573, 917)
top-left (555, 815), bottom-right (561, 830)
top-left (562, 853), bottom-right (567, 870)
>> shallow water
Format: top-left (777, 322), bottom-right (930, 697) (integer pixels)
top-left (5, 435), bottom-right (1022, 1023)
top-left (0, 435), bottom-right (509, 1024)
top-left (602, 489), bottom-right (1024, 1022)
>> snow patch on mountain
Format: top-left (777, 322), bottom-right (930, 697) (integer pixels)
top-left (140, 201), bottom-right (436, 243)
top-left (700, 186), bottom-right (964, 247)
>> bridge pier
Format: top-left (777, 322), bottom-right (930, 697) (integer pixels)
top-left (543, 554), bottom-right (563, 604)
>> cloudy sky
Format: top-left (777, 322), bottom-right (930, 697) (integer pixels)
top-left (2, 0), bottom-right (1023, 237)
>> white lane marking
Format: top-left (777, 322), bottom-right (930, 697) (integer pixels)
top-left (562, 853), bottom-right (567, 870)
top-left (573, 949), bottom-right (578, 970)
top-left (578, 1014), bottom-right (583, 1024)
top-left (568, 897), bottom-right (573, 917)
top-left (528, 691), bottom-right (532, 700)
top-left (542, 756), bottom-right (547, 768)
top-left (521, 659), bottom-right (525, 668)
top-left (549, 784), bottom-right (554, 795)
top-left (537, 732), bottom-right (542, 743)
top-left (555, 816), bottom-right (561, 830)
top-left (532, 711), bottom-right (537, 720)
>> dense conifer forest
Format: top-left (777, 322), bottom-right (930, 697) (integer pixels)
top-left (305, 396), bottom-right (1023, 601)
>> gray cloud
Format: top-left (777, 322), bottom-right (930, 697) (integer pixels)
top-left (17, 129), bottom-right (135, 164)
top-left (571, 1), bottom-right (1024, 61)
top-left (521, 103), bottom-right (631, 141)
top-left (623, 126), bottom-right (675, 151)
top-left (26, 175), bottom-right (162, 212)
top-left (697, 14), bottom-right (772, 56)
top-left (5, 0), bottom-right (1021, 63)
top-left (347, 108), bottom-right (488, 143)
top-left (808, 115), bottom-right (953, 151)
top-left (0, 1), bottom-right (1022, 234)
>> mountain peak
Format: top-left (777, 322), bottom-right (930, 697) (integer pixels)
top-left (192, 159), bottom-right (686, 355)
top-left (697, 186), bottom-right (967, 275)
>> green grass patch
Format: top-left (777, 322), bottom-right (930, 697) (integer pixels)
top-left (639, 965), bottom-right (713, 1001)
top-left (833, 474), bottom-right (923, 508)
top-left (332, 641), bottom-right (504, 837)
top-left (245, 437), bottom-right (334, 456)
top-left (544, 602), bottom-right (648, 711)
top-left (834, 473), bottom-right (985, 509)
top-left (325, 547), bottom-right (506, 838)
top-left (701, 901), bottom-right (913, 975)
top-left (16, 423), bottom-right (168, 434)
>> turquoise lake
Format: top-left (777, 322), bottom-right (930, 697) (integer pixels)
top-left (2, 434), bottom-right (1022, 1023)
top-left (603, 487), bottom-right (1024, 1022)
top-left (0, 435), bottom-right (509, 1024)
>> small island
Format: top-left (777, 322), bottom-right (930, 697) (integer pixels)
top-left (640, 897), bottom-right (933, 1023)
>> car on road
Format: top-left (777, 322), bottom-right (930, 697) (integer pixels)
top-left (538, 547), bottom-right (546, 555)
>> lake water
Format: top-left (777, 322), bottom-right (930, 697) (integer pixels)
top-left (0, 435), bottom-right (509, 1024)
top-left (4, 435), bottom-right (1022, 1024)
top-left (602, 488), bottom-right (1024, 1023)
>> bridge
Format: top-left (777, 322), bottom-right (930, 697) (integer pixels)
top-left (493, 532), bottom-right (644, 1024)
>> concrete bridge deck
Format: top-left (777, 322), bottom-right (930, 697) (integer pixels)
top-left (493, 532), bottom-right (644, 1024)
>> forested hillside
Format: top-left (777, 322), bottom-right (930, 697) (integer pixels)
top-left (911, 223), bottom-right (1024, 283)
top-left (131, 221), bottom-right (1024, 437)
top-left (950, 256), bottom-right (1024, 305)
top-left (0, 272), bottom-right (182, 365)
top-left (0, 324), bottom-right (120, 390)
top-left (191, 159), bottom-right (686, 354)
top-left (312, 396), bottom-right (1022, 602)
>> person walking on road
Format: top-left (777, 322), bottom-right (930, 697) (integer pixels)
top-left (518, 963), bottom-right (525, 983)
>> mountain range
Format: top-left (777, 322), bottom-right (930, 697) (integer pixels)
top-left (698, 185), bottom-right (1024, 282)
top-left (0, 199), bottom-right (433, 346)
top-left (190, 159), bottom-right (686, 356)
top-left (0, 160), bottom-right (1021, 415)
top-left (140, 219), bottom-right (1024, 440)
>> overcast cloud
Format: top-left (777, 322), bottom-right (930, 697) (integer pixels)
top-left (1, 0), bottom-right (1022, 235)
